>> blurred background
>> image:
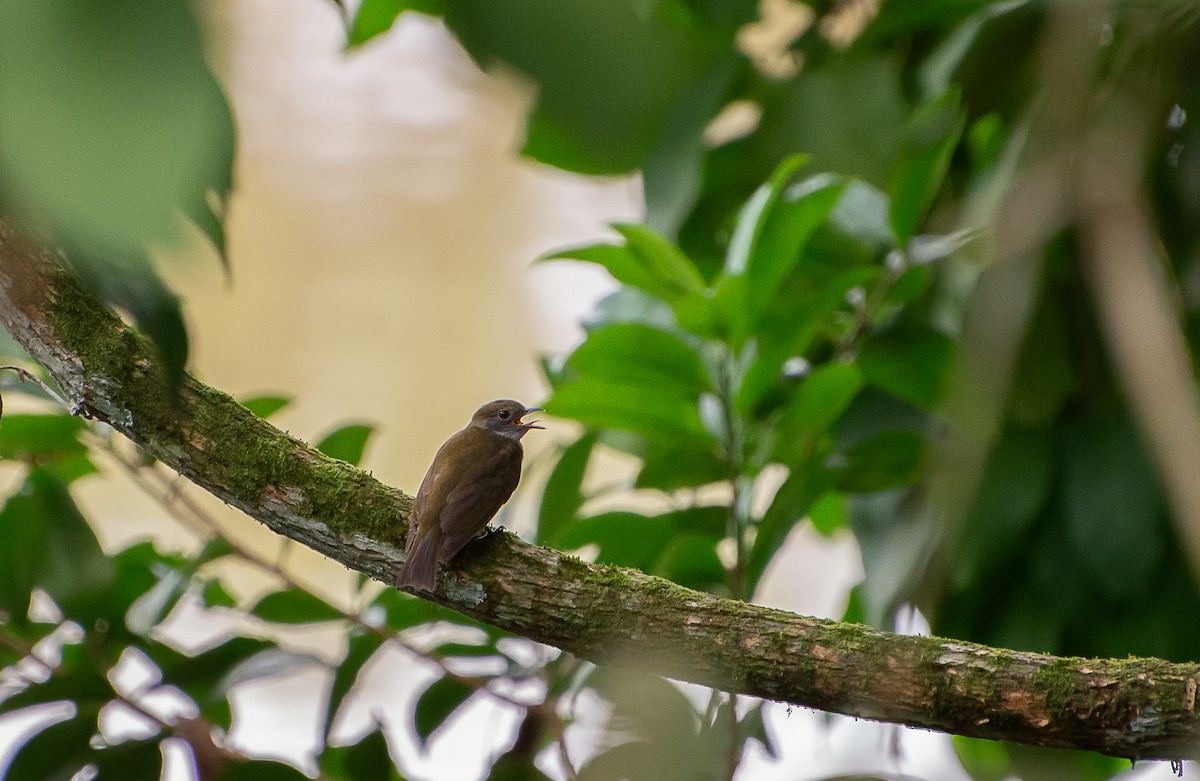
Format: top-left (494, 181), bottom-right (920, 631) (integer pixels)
top-left (2, 0), bottom-right (1200, 779)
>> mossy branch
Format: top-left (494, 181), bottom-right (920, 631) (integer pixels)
top-left (0, 223), bottom-right (1198, 762)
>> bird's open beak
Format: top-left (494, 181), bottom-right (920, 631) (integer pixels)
top-left (519, 407), bottom-right (545, 429)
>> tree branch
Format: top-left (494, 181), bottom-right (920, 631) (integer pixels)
top-left (1, 222), bottom-right (1198, 762)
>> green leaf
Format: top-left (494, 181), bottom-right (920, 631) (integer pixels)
top-left (952, 735), bottom-right (1011, 781)
top-left (4, 704), bottom-right (100, 781)
top-left (734, 266), bottom-right (879, 414)
top-left (738, 702), bottom-right (777, 759)
top-left (0, 0), bottom-right (234, 257)
top-left (430, 641), bottom-right (500, 659)
top-left (650, 534), bottom-right (725, 592)
top-left (342, 728), bottom-right (400, 780)
top-left (0, 414), bottom-right (86, 459)
top-left (774, 362), bottom-right (863, 464)
top-left (757, 54), bottom-right (909, 188)
top-left (347, 0), bottom-right (446, 47)
top-left (0, 469), bottom-right (115, 626)
top-left (70, 252), bottom-right (192, 388)
top-left (635, 439), bottom-right (727, 490)
top-left (223, 760), bottom-right (311, 781)
top-left (889, 88), bottom-right (966, 243)
top-left (554, 511), bottom-right (676, 570)
top-left (153, 636), bottom-right (278, 714)
top-left (443, 2), bottom-right (736, 175)
top-left (956, 429), bottom-right (1053, 588)
top-left (721, 159), bottom-right (846, 342)
top-left (544, 379), bottom-right (712, 442)
top-left (89, 737), bottom-right (164, 780)
top-left (724, 154), bottom-right (808, 277)
top-left (536, 432), bottom-right (596, 545)
top-left (1061, 412), bottom-right (1165, 601)
top-left (253, 589), bottom-right (345, 624)
top-left (413, 676), bottom-right (474, 747)
top-left (857, 329), bottom-right (954, 409)
top-left (202, 579), bottom-right (238, 609)
top-left (746, 469), bottom-right (826, 593)
top-left (370, 588), bottom-right (491, 632)
top-left (545, 225), bottom-right (704, 308)
top-left (240, 395), bottom-right (292, 419)
top-left (316, 423), bottom-right (376, 466)
top-left (807, 491), bottom-right (846, 536)
top-left (566, 323), bottom-right (711, 397)
top-left (837, 430), bottom-right (925, 492)
top-left (325, 634), bottom-right (384, 738)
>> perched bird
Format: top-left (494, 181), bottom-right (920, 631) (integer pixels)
top-left (396, 399), bottom-right (543, 591)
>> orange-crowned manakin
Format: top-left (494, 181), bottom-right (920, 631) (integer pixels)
top-left (396, 399), bottom-right (542, 591)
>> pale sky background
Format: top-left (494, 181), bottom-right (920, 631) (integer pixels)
top-left (0, 1), bottom-right (1187, 779)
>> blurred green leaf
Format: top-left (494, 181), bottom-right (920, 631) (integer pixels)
top-left (0, 0), bottom-right (233, 255)
top-left (754, 55), bottom-right (909, 188)
top-left (240, 395), bottom-right (292, 419)
top-left (746, 469), bottom-right (827, 592)
top-left (838, 430), bottom-right (925, 492)
top-left (325, 634), bottom-right (384, 738)
top-left (89, 737), bottom-right (164, 780)
top-left (734, 266), bottom-right (878, 415)
top-left (829, 180), bottom-right (897, 248)
top-left (774, 362), bottom-right (863, 464)
top-left (0, 469), bottom-right (115, 626)
top-left (546, 225), bottom-right (706, 314)
top-left (0, 659), bottom-right (112, 715)
top-left (0, 413), bottom-right (86, 459)
top-left (253, 589), bottom-right (345, 624)
top-left (555, 511), bottom-right (676, 570)
top-left (536, 432), bottom-right (596, 545)
top-left (722, 158), bottom-right (846, 342)
top-left (316, 423), bottom-right (376, 466)
top-left (325, 727), bottom-right (401, 780)
top-left (857, 329), bottom-right (953, 409)
top-left (1061, 411), bottom-right (1165, 601)
top-left (544, 379), bottom-right (712, 442)
top-left (445, 1), bottom-right (735, 175)
top-left (723, 155), bottom-right (808, 278)
top-left (223, 760), bottom-right (311, 781)
top-left (953, 735), bottom-right (1012, 781)
top-left (69, 252), bottom-right (192, 388)
top-left (370, 588), bottom-right (494, 634)
top-left (635, 439), bottom-right (728, 490)
top-left (739, 702), bottom-right (777, 759)
top-left (348, 0), bottom-right (446, 47)
top-left (202, 578), bottom-right (238, 609)
top-left (151, 636), bottom-right (278, 716)
top-left (889, 88), bottom-right (965, 243)
top-left (413, 676), bottom-right (474, 747)
top-left (4, 706), bottom-right (101, 781)
top-left (566, 323), bottom-right (711, 396)
top-left (643, 56), bottom-right (741, 238)
top-left (651, 534), bottom-right (725, 592)
top-left (808, 491), bottom-right (847, 535)
top-left (956, 428), bottom-right (1053, 588)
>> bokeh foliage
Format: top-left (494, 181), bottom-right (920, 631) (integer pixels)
top-left (3, 0), bottom-right (1200, 779)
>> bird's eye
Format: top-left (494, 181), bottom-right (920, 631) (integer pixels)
top-left (498, 409), bottom-right (511, 420)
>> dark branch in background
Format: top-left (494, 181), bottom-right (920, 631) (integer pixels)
top-left (1, 222), bottom-right (1199, 762)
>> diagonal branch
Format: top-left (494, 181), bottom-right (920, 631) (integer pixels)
top-left (0, 222), bottom-right (1198, 762)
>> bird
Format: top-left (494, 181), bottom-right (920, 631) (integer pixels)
top-left (396, 399), bottom-right (543, 591)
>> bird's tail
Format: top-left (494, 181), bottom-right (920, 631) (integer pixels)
top-left (396, 532), bottom-right (439, 591)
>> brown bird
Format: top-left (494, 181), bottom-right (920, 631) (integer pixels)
top-left (396, 399), bottom-right (543, 591)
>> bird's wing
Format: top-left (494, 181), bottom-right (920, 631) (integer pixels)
top-left (435, 436), bottom-right (522, 561)
top-left (407, 430), bottom-right (465, 552)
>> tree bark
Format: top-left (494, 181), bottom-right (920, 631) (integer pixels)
top-left (1, 222), bottom-right (1198, 762)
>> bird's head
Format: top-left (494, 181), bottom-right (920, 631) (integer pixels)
top-left (471, 399), bottom-right (544, 440)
